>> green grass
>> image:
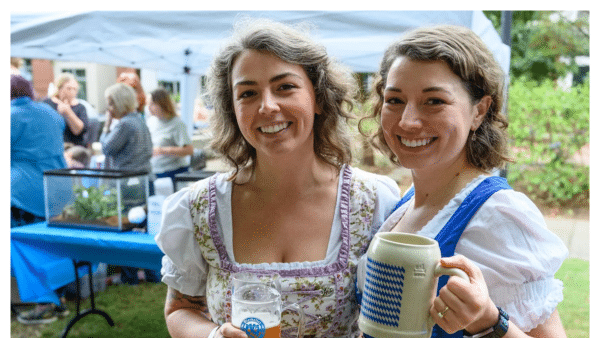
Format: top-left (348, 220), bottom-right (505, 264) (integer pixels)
top-left (555, 258), bottom-right (590, 337)
top-left (11, 283), bottom-right (170, 338)
top-left (11, 259), bottom-right (589, 337)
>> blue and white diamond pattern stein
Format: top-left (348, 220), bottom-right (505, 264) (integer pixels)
top-left (358, 232), bottom-right (469, 338)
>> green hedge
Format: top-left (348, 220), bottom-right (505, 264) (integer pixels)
top-left (506, 77), bottom-right (589, 206)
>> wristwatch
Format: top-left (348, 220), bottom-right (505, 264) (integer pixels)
top-left (463, 306), bottom-right (509, 338)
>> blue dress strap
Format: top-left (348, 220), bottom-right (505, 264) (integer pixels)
top-left (435, 176), bottom-right (511, 258)
top-left (392, 186), bottom-right (415, 213)
top-left (431, 176), bottom-right (512, 338)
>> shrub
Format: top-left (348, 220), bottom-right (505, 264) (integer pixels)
top-left (506, 77), bottom-right (589, 207)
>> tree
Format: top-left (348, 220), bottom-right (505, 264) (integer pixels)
top-left (484, 11), bottom-right (589, 83)
top-left (484, 11), bottom-right (590, 209)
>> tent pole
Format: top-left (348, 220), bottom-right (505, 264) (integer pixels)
top-left (499, 10), bottom-right (512, 179)
top-left (180, 49), bottom-right (198, 140)
top-left (180, 72), bottom-right (198, 141)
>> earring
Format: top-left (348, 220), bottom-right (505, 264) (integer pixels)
top-left (471, 130), bottom-right (477, 141)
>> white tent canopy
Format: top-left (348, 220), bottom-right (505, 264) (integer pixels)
top-left (11, 11), bottom-right (510, 136)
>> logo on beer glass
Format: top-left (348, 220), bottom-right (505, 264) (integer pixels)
top-left (231, 272), bottom-right (304, 337)
top-left (240, 317), bottom-right (266, 338)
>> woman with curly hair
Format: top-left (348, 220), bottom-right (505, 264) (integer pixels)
top-left (358, 25), bottom-right (567, 338)
top-left (156, 18), bottom-right (400, 338)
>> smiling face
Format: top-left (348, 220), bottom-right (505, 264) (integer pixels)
top-left (381, 57), bottom-right (487, 173)
top-left (231, 50), bottom-right (319, 160)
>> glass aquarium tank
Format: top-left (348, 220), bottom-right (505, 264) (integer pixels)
top-left (44, 168), bottom-right (149, 231)
top-left (172, 170), bottom-right (216, 191)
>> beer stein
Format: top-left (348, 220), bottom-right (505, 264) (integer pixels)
top-left (358, 232), bottom-right (469, 338)
top-left (231, 272), bottom-right (304, 338)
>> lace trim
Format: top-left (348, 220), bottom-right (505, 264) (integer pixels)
top-left (207, 175), bottom-right (229, 268)
top-left (207, 165), bottom-right (353, 277)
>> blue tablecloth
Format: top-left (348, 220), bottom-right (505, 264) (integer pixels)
top-left (11, 222), bottom-right (163, 304)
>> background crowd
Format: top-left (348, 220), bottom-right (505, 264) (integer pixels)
top-left (10, 59), bottom-right (195, 324)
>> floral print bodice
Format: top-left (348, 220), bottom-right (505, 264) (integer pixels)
top-left (181, 166), bottom-right (399, 337)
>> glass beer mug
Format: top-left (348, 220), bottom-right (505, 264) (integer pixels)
top-left (231, 272), bottom-right (304, 338)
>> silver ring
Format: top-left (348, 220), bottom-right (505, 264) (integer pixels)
top-left (437, 306), bottom-right (450, 319)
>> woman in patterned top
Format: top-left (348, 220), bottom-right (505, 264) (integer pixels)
top-left (155, 18), bottom-right (400, 338)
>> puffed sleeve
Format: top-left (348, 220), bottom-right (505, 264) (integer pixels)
top-left (354, 167), bottom-right (401, 234)
top-left (373, 175), bottom-right (401, 234)
top-left (457, 189), bottom-right (569, 332)
top-left (155, 187), bottom-right (209, 296)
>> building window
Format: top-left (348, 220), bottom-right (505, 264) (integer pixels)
top-left (158, 81), bottom-right (180, 96)
top-left (23, 59), bottom-right (33, 79)
top-left (61, 68), bottom-right (87, 100)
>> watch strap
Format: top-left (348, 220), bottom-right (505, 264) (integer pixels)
top-left (463, 306), bottom-right (509, 338)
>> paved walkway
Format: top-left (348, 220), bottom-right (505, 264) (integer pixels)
top-left (204, 159), bottom-right (589, 261)
top-left (545, 216), bottom-right (589, 260)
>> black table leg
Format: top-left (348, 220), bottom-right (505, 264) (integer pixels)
top-left (61, 260), bottom-right (114, 338)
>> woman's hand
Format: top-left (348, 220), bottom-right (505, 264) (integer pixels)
top-left (53, 97), bottom-right (84, 135)
top-left (164, 287), bottom-right (249, 338)
top-left (216, 323), bottom-right (248, 338)
top-left (103, 113), bottom-right (113, 133)
top-left (429, 254), bottom-right (499, 334)
top-left (56, 99), bottom-right (71, 116)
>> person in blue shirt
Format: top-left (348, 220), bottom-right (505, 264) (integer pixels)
top-left (11, 74), bottom-right (67, 228)
top-left (11, 74), bottom-right (71, 325)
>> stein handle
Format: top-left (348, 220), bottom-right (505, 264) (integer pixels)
top-left (282, 302), bottom-right (305, 337)
top-left (426, 264), bottom-right (470, 328)
top-left (434, 264), bottom-right (469, 282)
